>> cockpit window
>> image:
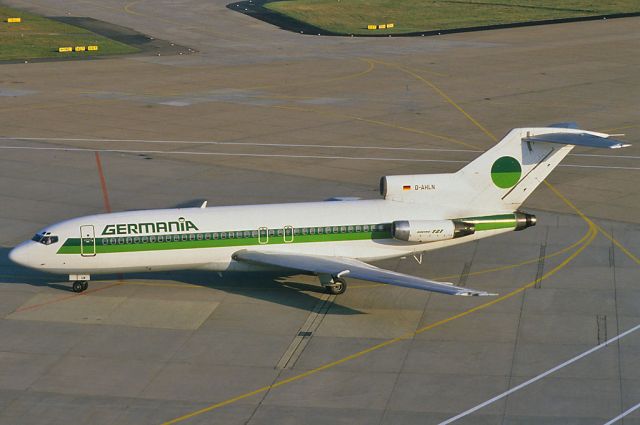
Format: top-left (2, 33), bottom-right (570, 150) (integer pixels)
top-left (32, 232), bottom-right (59, 245)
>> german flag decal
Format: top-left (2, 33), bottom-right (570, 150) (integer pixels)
top-left (403, 185), bottom-right (411, 191)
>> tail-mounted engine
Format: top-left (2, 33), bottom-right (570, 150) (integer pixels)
top-left (392, 220), bottom-right (475, 243)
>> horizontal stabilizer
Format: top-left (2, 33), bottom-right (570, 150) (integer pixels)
top-left (548, 122), bottom-right (578, 129)
top-left (523, 132), bottom-right (630, 149)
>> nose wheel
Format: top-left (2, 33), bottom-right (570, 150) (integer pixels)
top-left (72, 281), bottom-right (88, 293)
top-left (325, 277), bottom-right (347, 295)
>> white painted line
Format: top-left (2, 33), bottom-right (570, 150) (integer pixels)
top-left (0, 146), bottom-right (469, 163)
top-left (603, 401), bottom-right (640, 425)
top-left (560, 164), bottom-right (640, 171)
top-left (0, 136), bottom-right (480, 153)
top-left (0, 136), bottom-right (637, 160)
top-left (572, 153), bottom-right (640, 160)
top-left (438, 322), bottom-right (640, 425)
top-left (1, 146), bottom-right (639, 170)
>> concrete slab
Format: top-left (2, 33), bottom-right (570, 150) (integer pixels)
top-left (8, 294), bottom-right (219, 330)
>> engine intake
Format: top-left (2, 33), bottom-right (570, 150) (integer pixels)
top-left (392, 220), bottom-right (475, 242)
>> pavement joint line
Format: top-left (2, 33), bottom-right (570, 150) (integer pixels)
top-left (438, 317), bottom-right (640, 425)
top-left (603, 401), bottom-right (640, 425)
top-left (160, 221), bottom-right (597, 425)
top-left (276, 293), bottom-right (334, 370)
top-left (597, 225), bottom-right (640, 265)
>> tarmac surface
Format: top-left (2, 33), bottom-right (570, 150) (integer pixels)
top-left (0, 1), bottom-right (639, 424)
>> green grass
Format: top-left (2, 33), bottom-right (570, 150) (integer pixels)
top-left (0, 5), bottom-right (138, 60)
top-left (264, 0), bottom-right (640, 35)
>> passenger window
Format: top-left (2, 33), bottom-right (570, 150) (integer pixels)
top-left (158, 235), bottom-right (164, 242)
top-left (189, 234), bottom-right (195, 241)
top-left (174, 235), bottom-right (180, 242)
top-left (126, 237), bottom-right (133, 244)
top-left (181, 234), bottom-right (187, 241)
top-left (364, 225), bottom-right (370, 232)
top-left (317, 227), bottom-right (323, 234)
top-left (110, 238), bottom-right (116, 244)
top-left (205, 233), bottom-right (211, 240)
top-left (134, 237), bottom-right (141, 244)
top-left (340, 226), bottom-right (346, 233)
top-left (142, 236), bottom-right (148, 243)
top-left (103, 239), bottom-right (109, 245)
top-left (118, 238), bottom-right (124, 244)
top-left (150, 236), bottom-right (156, 243)
top-left (356, 226), bottom-right (361, 232)
top-left (302, 228), bottom-right (308, 235)
top-left (213, 233), bottom-right (218, 239)
top-left (251, 230), bottom-right (258, 238)
top-left (221, 232), bottom-right (226, 239)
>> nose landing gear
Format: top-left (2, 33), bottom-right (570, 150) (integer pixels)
top-left (69, 274), bottom-right (90, 293)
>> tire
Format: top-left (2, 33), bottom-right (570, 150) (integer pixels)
top-left (326, 278), bottom-right (347, 295)
top-left (72, 281), bottom-right (84, 293)
top-left (81, 281), bottom-right (89, 291)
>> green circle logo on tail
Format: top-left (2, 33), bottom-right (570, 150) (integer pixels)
top-left (491, 156), bottom-right (522, 189)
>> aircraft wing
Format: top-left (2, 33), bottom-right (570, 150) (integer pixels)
top-left (232, 250), bottom-right (496, 296)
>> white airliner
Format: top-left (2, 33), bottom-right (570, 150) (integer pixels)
top-left (9, 125), bottom-right (629, 294)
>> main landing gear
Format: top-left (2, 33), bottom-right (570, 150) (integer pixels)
top-left (324, 276), bottom-right (347, 295)
top-left (72, 281), bottom-right (89, 293)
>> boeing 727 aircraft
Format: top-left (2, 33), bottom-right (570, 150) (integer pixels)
top-left (9, 125), bottom-right (629, 294)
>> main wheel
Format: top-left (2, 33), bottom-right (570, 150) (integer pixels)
top-left (81, 281), bottom-right (89, 291)
top-left (72, 281), bottom-right (85, 293)
top-left (326, 277), bottom-right (347, 295)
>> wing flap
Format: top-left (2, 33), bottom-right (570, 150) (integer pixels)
top-left (233, 250), bottom-right (496, 297)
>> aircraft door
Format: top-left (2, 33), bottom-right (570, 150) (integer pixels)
top-left (283, 225), bottom-right (294, 243)
top-left (80, 225), bottom-right (96, 257)
top-left (258, 227), bottom-right (268, 245)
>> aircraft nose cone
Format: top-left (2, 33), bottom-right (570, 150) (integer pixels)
top-left (9, 243), bottom-right (31, 268)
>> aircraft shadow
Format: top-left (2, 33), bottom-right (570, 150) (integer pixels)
top-left (0, 247), bottom-right (363, 315)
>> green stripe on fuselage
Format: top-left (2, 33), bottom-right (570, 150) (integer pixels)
top-left (57, 230), bottom-right (391, 254)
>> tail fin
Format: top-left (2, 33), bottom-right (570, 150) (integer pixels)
top-left (381, 126), bottom-right (629, 214)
